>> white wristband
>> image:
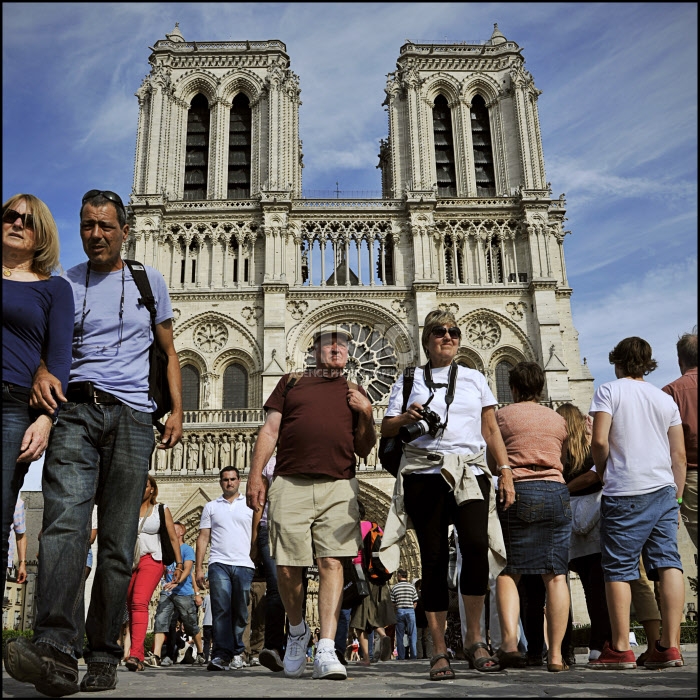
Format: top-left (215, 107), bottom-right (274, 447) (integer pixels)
top-left (498, 465), bottom-right (512, 474)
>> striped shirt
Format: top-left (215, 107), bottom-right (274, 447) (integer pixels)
top-left (391, 580), bottom-right (418, 609)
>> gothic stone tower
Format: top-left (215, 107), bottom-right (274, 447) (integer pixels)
top-left (125, 24), bottom-right (593, 605)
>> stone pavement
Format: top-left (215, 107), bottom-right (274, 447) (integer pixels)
top-left (2, 646), bottom-right (696, 698)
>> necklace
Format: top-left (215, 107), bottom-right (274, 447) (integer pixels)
top-left (3, 262), bottom-right (33, 277)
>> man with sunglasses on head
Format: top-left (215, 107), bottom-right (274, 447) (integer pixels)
top-left (4, 190), bottom-right (183, 696)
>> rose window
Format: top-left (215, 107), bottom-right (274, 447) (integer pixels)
top-left (194, 321), bottom-right (228, 353)
top-left (466, 318), bottom-right (500, 349)
top-left (305, 322), bottom-right (399, 403)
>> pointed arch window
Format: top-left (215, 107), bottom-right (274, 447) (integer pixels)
top-left (182, 364), bottom-right (200, 411)
top-left (486, 240), bottom-right (503, 283)
top-left (495, 361), bottom-right (514, 404)
top-left (228, 93), bottom-right (252, 199)
top-left (223, 363), bottom-right (248, 409)
top-left (433, 95), bottom-right (457, 197)
top-left (184, 94), bottom-right (210, 201)
top-left (470, 94), bottom-right (496, 196)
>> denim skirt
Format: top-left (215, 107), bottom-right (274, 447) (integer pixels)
top-left (498, 480), bottom-right (572, 575)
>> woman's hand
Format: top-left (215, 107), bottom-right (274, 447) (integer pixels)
top-left (498, 469), bottom-right (516, 510)
top-left (381, 402), bottom-right (424, 437)
top-left (17, 414), bottom-right (53, 463)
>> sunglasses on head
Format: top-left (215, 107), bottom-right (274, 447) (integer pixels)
top-left (3, 208), bottom-right (35, 229)
top-left (431, 326), bottom-right (461, 339)
top-left (82, 189), bottom-right (125, 213)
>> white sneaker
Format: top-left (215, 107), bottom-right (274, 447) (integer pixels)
top-left (249, 656), bottom-right (260, 666)
top-left (229, 655), bottom-right (246, 670)
top-left (283, 622), bottom-right (311, 678)
top-left (312, 647), bottom-right (347, 680)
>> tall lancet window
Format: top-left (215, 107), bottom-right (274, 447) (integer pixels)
top-left (433, 95), bottom-right (457, 197)
top-left (228, 93), bottom-right (252, 199)
top-left (184, 94), bottom-right (210, 201)
top-left (470, 94), bottom-right (496, 196)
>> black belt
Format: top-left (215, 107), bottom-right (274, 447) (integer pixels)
top-left (66, 381), bottom-right (122, 405)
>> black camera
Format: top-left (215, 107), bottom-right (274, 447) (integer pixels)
top-left (399, 406), bottom-right (444, 443)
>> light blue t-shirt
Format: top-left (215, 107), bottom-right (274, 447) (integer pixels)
top-left (65, 262), bottom-right (172, 412)
top-left (163, 543), bottom-right (196, 596)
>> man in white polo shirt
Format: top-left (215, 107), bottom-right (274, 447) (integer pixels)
top-left (195, 466), bottom-right (259, 671)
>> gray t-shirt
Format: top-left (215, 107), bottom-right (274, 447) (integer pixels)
top-left (65, 262), bottom-right (172, 411)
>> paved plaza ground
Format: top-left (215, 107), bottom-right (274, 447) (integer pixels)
top-left (2, 645), bottom-right (696, 698)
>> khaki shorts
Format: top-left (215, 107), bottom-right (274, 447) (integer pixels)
top-left (268, 475), bottom-right (361, 566)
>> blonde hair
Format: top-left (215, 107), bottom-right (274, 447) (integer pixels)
top-left (421, 309), bottom-right (459, 360)
top-left (556, 403), bottom-right (590, 479)
top-left (3, 194), bottom-right (62, 277)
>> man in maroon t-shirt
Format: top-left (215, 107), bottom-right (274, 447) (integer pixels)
top-left (247, 327), bottom-right (376, 681)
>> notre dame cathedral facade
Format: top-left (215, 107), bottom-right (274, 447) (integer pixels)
top-left (121, 24), bottom-right (596, 620)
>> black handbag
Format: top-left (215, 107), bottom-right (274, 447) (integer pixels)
top-left (124, 260), bottom-right (173, 434)
top-left (342, 559), bottom-right (370, 608)
top-left (158, 504), bottom-right (177, 566)
top-left (378, 367), bottom-right (415, 477)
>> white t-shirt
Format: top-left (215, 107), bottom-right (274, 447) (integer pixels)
top-left (199, 494), bottom-right (254, 568)
top-left (385, 364), bottom-right (497, 474)
top-left (589, 378), bottom-right (682, 497)
top-left (138, 503), bottom-right (167, 561)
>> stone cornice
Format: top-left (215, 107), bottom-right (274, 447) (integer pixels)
top-left (169, 291), bottom-right (262, 302)
top-left (435, 286), bottom-right (533, 298)
top-left (528, 279), bottom-right (558, 292)
top-left (262, 282), bottom-right (289, 294)
top-left (286, 288), bottom-right (408, 300)
top-left (412, 282), bottom-right (439, 293)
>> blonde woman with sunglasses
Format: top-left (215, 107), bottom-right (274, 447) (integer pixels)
top-left (2, 194), bottom-right (74, 572)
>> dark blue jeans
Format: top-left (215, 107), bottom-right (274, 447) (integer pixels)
top-left (335, 606), bottom-right (352, 659)
top-left (208, 562), bottom-right (255, 660)
top-left (258, 523), bottom-right (286, 654)
top-left (2, 384), bottom-right (34, 569)
top-left (395, 608), bottom-right (417, 660)
top-left (33, 401), bottom-right (154, 663)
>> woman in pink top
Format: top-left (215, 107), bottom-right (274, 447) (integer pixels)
top-left (488, 362), bottom-right (571, 672)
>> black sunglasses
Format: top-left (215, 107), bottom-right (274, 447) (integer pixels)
top-left (3, 208), bottom-right (35, 229)
top-left (82, 189), bottom-right (125, 213)
top-left (431, 326), bottom-right (461, 339)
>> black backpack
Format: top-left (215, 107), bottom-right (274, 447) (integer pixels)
top-left (377, 367), bottom-right (415, 477)
top-left (124, 260), bottom-right (172, 433)
top-left (362, 521), bottom-right (392, 585)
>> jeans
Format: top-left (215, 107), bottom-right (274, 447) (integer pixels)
top-left (335, 606), bottom-right (352, 659)
top-left (154, 593), bottom-right (201, 636)
top-left (33, 401), bottom-right (154, 663)
top-left (258, 523), bottom-right (286, 653)
top-left (208, 562), bottom-right (255, 660)
top-left (395, 609), bottom-right (417, 660)
top-left (2, 384), bottom-right (33, 569)
top-left (202, 625), bottom-right (213, 662)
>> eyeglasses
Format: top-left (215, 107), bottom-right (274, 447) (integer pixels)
top-left (431, 326), bottom-right (461, 339)
top-left (82, 190), bottom-right (126, 214)
top-left (3, 208), bottom-right (35, 230)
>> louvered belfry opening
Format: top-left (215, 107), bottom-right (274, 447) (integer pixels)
top-left (433, 95), bottom-right (457, 197)
top-left (470, 94), bottom-right (496, 196)
top-left (184, 93), bottom-right (210, 201)
top-left (228, 93), bottom-right (252, 199)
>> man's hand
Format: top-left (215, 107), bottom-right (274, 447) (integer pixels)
top-left (157, 412), bottom-right (183, 450)
top-left (17, 414), bottom-right (53, 463)
top-left (194, 594), bottom-right (203, 607)
top-left (29, 365), bottom-right (66, 414)
top-left (163, 580), bottom-right (178, 591)
top-left (246, 472), bottom-right (268, 514)
top-left (347, 388), bottom-right (372, 417)
top-left (498, 469), bottom-right (516, 510)
top-left (195, 567), bottom-right (207, 591)
top-left (16, 562), bottom-right (27, 585)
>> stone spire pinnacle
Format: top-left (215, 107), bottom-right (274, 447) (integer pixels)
top-left (166, 22), bottom-right (185, 43)
top-left (490, 23), bottom-right (506, 45)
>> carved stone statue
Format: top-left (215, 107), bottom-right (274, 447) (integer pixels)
top-left (234, 434), bottom-right (246, 474)
top-left (172, 439), bottom-right (184, 474)
top-left (202, 434), bottom-right (214, 474)
top-left (187, 436), bottom-right (200, 474)
top-left (219, 434), bottom-right (231, 470)
top-left (155, 447), bottom-right (168, 473)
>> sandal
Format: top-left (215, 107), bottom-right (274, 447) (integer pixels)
top-left (125, 656), bottom-right (144, 672)
top-left (495, 648), bottom-right (527, 669)
top-left (429, 653), bottom-right (455, 681)
top-left (547, 661), bottom-right (570, 672)
top-left (466, 642), bottom-right (500, 672)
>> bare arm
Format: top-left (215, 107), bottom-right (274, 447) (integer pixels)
top-left (481, 406), bottom-right (515, 509)
top-left (381, 401), bottom-right (424, 438)
top-left (163, 506), bottom-right (184, 584)
top-left (246, 410), bottom-right (281, 513)
top-left (591, 411), bottom-right (612, 479)
top-left (567, 469), bottom-right (600, 493)
top-left (17, 413), bottom-right (53, 464)
top-left (349, 389), bottom-right (376, 458)
top-left (195, 528), bottom-right (211, 591)
top-left (668, 424), bottom-right (687, 500)
top-left (16, 532), bottom-right (27, 584)
top-left (250, 505), bottom-right (262, 561)
top-left (154, 319), bottom-right (183, 449)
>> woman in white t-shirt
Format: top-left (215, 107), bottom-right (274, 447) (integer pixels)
top-left (589, 336), bottom-right (686, 671)
top-left (381, 309), bottom-right (513, 680)
top-left (125, 475), bottom-right (183, 671)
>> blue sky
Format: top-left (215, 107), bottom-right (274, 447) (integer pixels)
top-left (4, 3), bottom-right (697, 489)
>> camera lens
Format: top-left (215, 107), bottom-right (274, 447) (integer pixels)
top-left (399, 420), bottom-right (429, 443)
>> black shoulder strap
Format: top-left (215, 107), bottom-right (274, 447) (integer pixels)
top-left (401, 366), bottom-right (416, 413)
top-left (282, 371), bottom-right (305, 400)
top-left (124, 259), bottom-right (157, 326)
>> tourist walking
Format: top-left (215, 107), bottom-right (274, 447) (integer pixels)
top-left (246, 324), bottom-right (376, 680)
top-left (379, 309), bottom-right (508, 680)
top-left (390, 570), bottom-right (418, 661)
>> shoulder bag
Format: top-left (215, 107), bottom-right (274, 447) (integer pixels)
top-left (133, 505), bottom-right (153, 571)
top-left (377, 367), bottom-right (416, 477)
top-left (342, 559), bottom-right (370, 608)
top-left (570, 490), bottom-right (602, 535)
top-left (158, 503), bottom-right (177, 566)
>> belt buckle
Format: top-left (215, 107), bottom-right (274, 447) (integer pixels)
top-left (93, 389), bottom-right (110, 405)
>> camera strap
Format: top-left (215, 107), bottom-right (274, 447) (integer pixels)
top-left (423, 361), bottom-right (458, 428)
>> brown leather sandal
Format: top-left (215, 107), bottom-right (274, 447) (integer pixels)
top-left (547, 661), bottom-right (570, 672)
top-left (429, 653), bottom-right (455, 681)
top-left (125, 656), bottom-right (144, 672)
top-left (495, 647), bottom-right (527, 668)
top-left (466, 642), bottom-right (501, 672)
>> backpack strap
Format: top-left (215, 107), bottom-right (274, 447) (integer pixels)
top-left (124, 259), bottom-right (157, 325)
top-left (401, 366), bottom-right (416, 413)
top-left (282, 370), bottom-right (305, 400)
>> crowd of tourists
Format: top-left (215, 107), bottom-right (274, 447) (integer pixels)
top-left (2, 191), bottom-right (696, 694)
